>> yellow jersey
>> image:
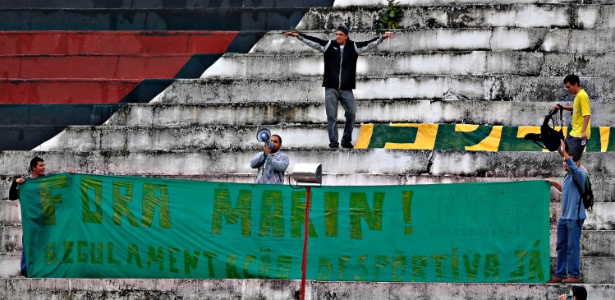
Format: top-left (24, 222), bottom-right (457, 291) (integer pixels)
top-left (570, 89), bottom-right (591, 138)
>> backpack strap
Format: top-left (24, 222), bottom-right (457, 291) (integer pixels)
top-left (548, 106), bottom-right (564, 131)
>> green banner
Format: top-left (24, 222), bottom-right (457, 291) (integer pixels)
top-left (20, 173), bottom-right (550, 282)
top-left (355, 123), bottom-right (614, 151)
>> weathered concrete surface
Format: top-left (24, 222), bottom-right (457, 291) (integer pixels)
top-left (155, 76), bottom-right (615, 105)
top-left (550, 202), bottom-right (615, 230)
top-left (0, 254), bottom-right (20, 277)
top-left (0, 279), bottom-right (614, 300)
top-left (207, 52), bottom-right (546, 77)
top-left (311, 281), bottom-right (615, 300)
top-left (206, 52), bottom-right (615, 78)
top-left (104, 101), bottom-right (615, 127)
top-left (2, 151), bottom-right (614, 178)
top-left (252, 29), bottom-right (615, 54)
top-left (0, 225), bottom-right (21, 252)
top-left (299, 4), bottom-right (615, 30)
top-left (37, 124), bottom-right (338, 152)
top-left (0, 200), bottom-right (20, 225)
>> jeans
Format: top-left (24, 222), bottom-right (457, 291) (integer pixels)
top-left (555, 218), bottom-right (584, 278)
top-left (21, 237), bottom-right (26, 276)
top-left (325, 88), bottom-right (356, 147)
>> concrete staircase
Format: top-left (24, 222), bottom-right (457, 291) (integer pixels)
top-left (2, 0), bottom-right (615, 299)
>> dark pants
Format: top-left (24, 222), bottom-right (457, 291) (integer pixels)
top-left (325, 88), bottom-right (356, 147)
top-left (21, 237), bottom-right (26, 276)
top-left (565, 135), bottom-right (586, 161)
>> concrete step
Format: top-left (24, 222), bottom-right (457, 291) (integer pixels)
top-left (251, 29), bottom-right (615, 54)
top-left (204, 51), bottom-right (615, 79)
top-left (155, 75), bottom-right (615, 105)
top-left (36, 124), bottom-right (338, 152)
top-left (0, 150), bottom-right (614, 179)
top-left (297, 3), bottom-right (615, 31)
top-left (0, 225), bottom-right (21, 253)
top-left (550, 203), bottom-right (615, 231)
top-left (0, 254), bottom-right (20, 278)
top-left (31, 121), bottom-right (615, 154)
top-left (103, 101), bottom-right (615, 127)
top-left (1, 278), bottom-right (611, 299)
top-left (0, 201), bottom-right (20, 225)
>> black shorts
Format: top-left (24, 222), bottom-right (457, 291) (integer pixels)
top-left (565, 135), bottom-right (586, 161)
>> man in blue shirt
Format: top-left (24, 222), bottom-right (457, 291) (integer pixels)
top-left (546, 140), bottom-right (587, 283)
top-left (250, 134), bottom-right (289, 184)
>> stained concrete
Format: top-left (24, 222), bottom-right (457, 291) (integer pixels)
top-left (0, 279), bottom-right (614, 300)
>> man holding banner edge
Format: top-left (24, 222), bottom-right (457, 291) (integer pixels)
top-left (546, 139), bottom-right (587, 283)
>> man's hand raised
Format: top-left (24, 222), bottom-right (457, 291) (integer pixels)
top-left (284, 31), bottom-right (299, 38)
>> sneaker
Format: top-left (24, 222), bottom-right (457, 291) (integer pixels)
top-left (341, 142), bottom-right (354, 149)
top-left (546, 276), bottom-right (564, 283)
top-left (562, 277), bottom-right (581, 283)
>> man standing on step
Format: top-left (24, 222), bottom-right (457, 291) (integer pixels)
top-left (545, 140), bottom-right (587, 284)
top-left (9, 157), bottom-right (74, 277)
top-left (552, 74), bottom-right (591, 162)
top-left (284, 25), bottom-right (393, 149)
top-left (251, 134), bottom-right (289, 184)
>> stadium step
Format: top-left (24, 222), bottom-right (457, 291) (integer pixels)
top-left (155, 75), bottom-right (615, 105)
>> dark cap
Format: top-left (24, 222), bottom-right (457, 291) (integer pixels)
top-left (336, 24), bottom-right (349, 35)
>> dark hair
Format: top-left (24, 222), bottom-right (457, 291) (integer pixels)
top-left (336, 24), bottom-right (349, 35)
top-left (29, 156), bottom-right (44, 172)
top-left (572, 286), bottom-right (587, 300)
top-left (272, 134), bottom-right (282, 144)
top-left (564, 74), bottom-right (580, 86)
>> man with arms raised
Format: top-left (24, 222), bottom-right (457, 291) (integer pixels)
top-left (284, 25), bottom-right (393, 149)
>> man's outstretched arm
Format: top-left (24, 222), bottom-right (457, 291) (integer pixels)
top-left (284, 31), bottom-right (329, 52)
top-left (355, 31), bottom-right (393, 54)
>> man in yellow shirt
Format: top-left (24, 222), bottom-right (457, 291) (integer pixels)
top-left (553, 74), bottom-right (591, 162)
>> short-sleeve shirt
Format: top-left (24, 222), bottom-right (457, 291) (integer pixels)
top-left (570, 89), bottom-right (591, 138)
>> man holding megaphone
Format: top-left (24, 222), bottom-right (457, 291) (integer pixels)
top-left (250, 130), bottom-right (289, 184)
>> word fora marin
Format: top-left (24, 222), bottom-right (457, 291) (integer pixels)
top-left (39, 175), bottom-right (419, 240)
top-left (43, 241), bottom-right (546, 282)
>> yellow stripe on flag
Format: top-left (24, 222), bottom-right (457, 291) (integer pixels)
top-left (600, 127), bottom-right (610, 152)
top-left (355, 124), bottom-right (374, 149)
top-left (385, 123), bottom-right (438, 150)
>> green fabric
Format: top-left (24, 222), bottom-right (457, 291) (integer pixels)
top-left (20, 174), bottom-right (550, 282)
top-left (364, 124), bottom-right (608, 151)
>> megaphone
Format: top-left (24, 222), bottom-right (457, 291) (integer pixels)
top-left (256, 128), bottom-right (274, 149)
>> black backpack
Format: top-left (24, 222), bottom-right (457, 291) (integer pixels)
top-left (524, 106), bottom-right (565, 152)
top-left (574, 173), bottom-right (594, 212)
